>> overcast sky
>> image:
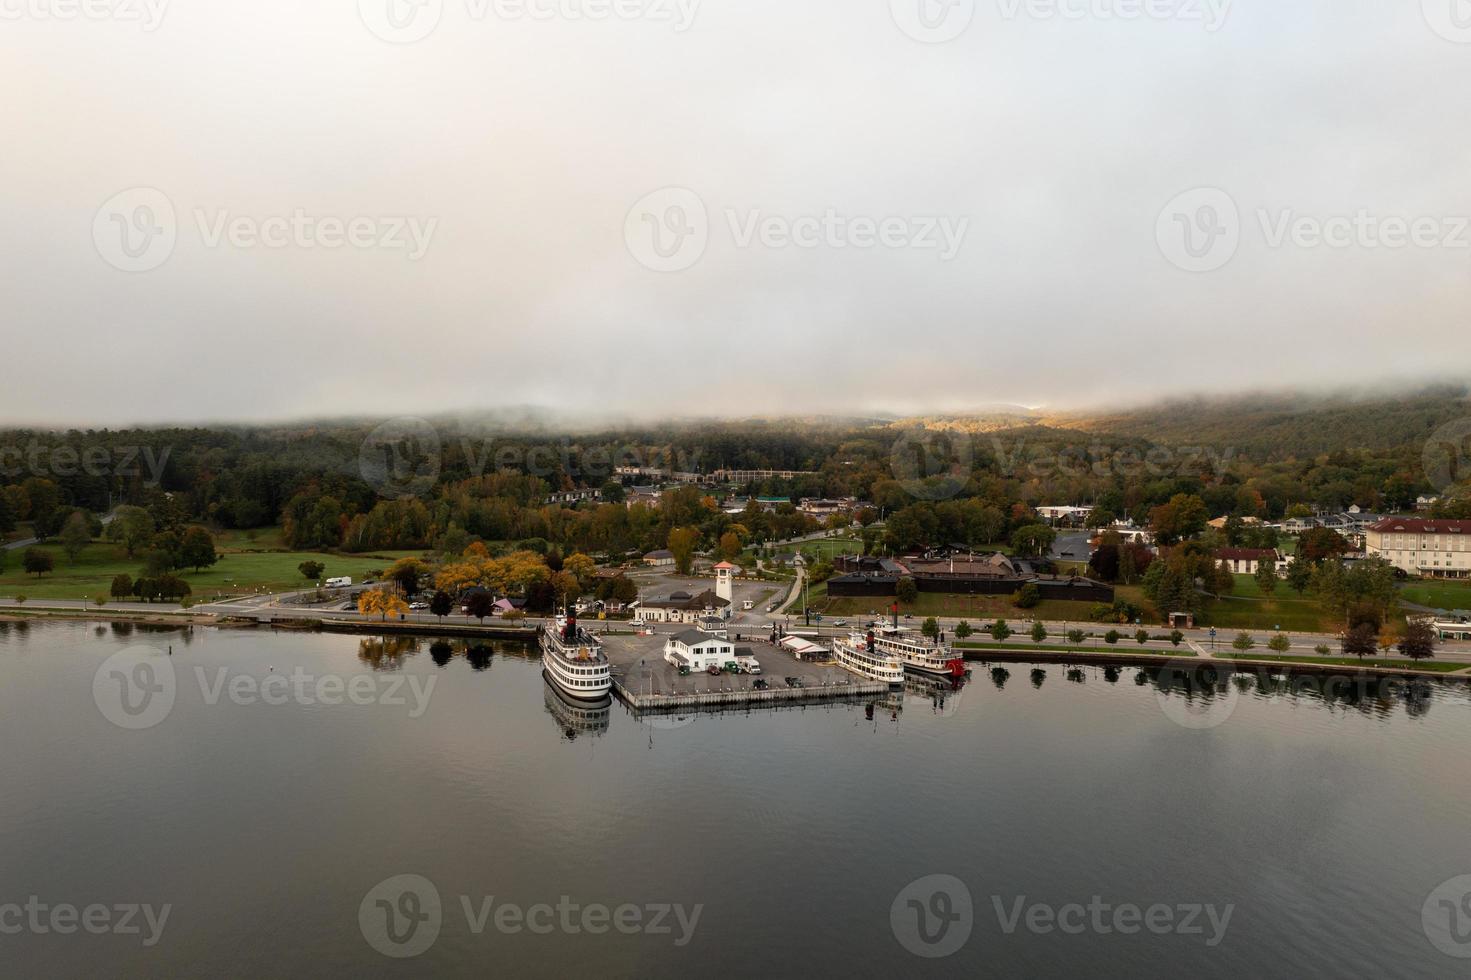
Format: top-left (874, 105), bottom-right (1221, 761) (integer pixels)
top-left (3, 0), bottom-right (1470, 426)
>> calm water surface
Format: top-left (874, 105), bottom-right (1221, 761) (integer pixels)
top-left (1, 621), bottom-right (1469, 978)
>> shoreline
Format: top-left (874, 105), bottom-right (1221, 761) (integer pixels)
top-left (2, 609), bottom-right (1465, 682)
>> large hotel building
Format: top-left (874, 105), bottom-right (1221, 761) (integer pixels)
top-left (1366, 518), bottom-right (1471, 579)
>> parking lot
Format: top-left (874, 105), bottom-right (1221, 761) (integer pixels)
top-left (601, 631), bottom-right (861, 698)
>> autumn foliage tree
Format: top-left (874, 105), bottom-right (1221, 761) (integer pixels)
top-left (358, 590), bottom-right (409, 622)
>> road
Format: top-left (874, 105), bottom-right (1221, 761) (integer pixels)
top-left (3, 511), bottom-right (116, 552)
top-left (3, 575), bottom-right (1468, 666)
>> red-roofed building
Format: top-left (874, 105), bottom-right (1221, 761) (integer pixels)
top-left (1367, 518), bottom-right (1471, 579)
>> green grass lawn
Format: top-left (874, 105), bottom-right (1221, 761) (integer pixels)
top-left (1398, 579), bottom-right (1471, 611)
top-left (814, 590), bottom-right (1102, 624)
top-left (0, 540), bottom-right (408, 602)
top-left (1197, 578), bottom-right (1330, 632)
top-left (1219, 653), bottom-right (1465, 673)
top-left (793, 537), bottom-right (864, 562)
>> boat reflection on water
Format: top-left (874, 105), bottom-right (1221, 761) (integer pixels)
top-left (904, 671), bottom-right (966, 714)
top-left (543, 679), bottom-right (612, 741)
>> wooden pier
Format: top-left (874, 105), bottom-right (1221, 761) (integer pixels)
top-left (611, 675), bottom-right (890, 712)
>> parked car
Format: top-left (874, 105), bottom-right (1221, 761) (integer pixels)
top-left (834, 619), bottom-right (848, 627)
top-left (707, 665), bottom-right (721, 676)
top-left (753, 679), bottom-right (769, 690)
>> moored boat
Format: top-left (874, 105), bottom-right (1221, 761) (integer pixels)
top-left (831, 630), bottom-right (905, 686)
top-left (540, 611), bottom-right (612, 701)
top-left (868, 625), bottom-right (968, 678)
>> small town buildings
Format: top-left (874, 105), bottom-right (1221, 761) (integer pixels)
top-left (798, 497), bottom-right (861, 518)
top-left (1366, 518), bottom-right (1471, 579)
top-left (643, 549), bottom-right (676, 568)
top-left (696, 615), bottom-right (728, 636)
top-left (638, 588), bottom-right (732, 624)
top-left (664, 630), bottom-right (738, 671)
top-left (1217, 548), bottom-right (1284, 576)
top-left (713, 468), bottom-right (819, 484)
top-left (1037, 505), bottom-right (1094, 526)
top-left (1096, 522), bottom-right (1155, 547)
top-left (625, 487), bottom-right (663, 509)
top-left (713, 561), bottom-right (737, 606)
top-left (545, 488), bottom-right (603, 506)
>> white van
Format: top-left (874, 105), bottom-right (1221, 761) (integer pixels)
top-left (324, 577), bottom-right (353, 589)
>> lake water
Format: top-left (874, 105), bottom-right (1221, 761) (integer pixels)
top-left (2, 620), bottom-right (1470, 978)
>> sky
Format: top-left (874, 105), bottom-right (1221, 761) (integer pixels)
top-left (4, 0), bottom-right (1471, 426)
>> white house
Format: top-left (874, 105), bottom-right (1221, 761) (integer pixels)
top-left (664, 630), bottom-right (738, 671)
top-left (1218, 548), bottom-right (1285, 576)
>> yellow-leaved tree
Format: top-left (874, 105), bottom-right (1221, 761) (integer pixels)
top-left (358, 590), bottom-right (410, 622)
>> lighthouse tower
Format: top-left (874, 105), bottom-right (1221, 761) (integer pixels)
top-left (713, 561), bottom-right (736, 609)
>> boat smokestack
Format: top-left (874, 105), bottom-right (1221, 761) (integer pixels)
top-left (867, 630), bottom-right (875, 652)
top-left (564, 610), bottom-right (577, 642)
top-left (891, 602), bottom-right (898, 630)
